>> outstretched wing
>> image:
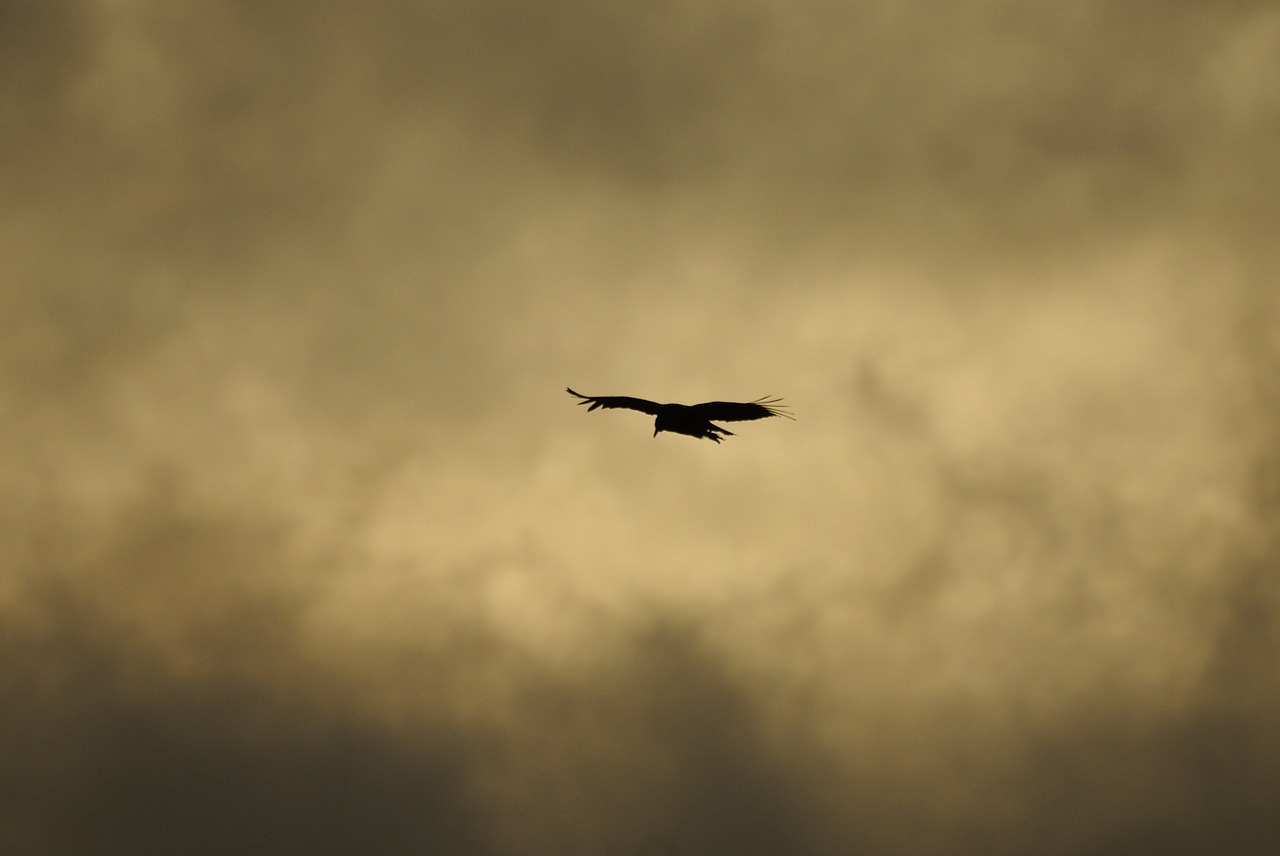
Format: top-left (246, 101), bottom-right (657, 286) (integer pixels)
top-left (690, 396), bottom-right (794, 422)
top-left (566, 387), bottom-right (662, 415)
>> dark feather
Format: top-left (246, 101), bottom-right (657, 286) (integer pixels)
top-left (690, 396), bottom-right (794, 422)
top-left (565, 388), bottom-right (662, 415)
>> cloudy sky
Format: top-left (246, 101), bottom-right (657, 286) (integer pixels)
top-left (3, 1), bottom-right (1279, 853)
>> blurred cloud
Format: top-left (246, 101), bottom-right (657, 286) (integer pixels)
top-left (3, 0), bottom-right (1279, 853)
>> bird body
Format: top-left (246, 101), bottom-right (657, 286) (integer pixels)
top-left (566, 388), bottom-right (792, 442)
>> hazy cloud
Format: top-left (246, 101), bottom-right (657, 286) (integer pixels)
top-left (3, 1), bottom-right (1279, 853)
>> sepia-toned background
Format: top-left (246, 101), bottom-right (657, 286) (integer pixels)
top-left (3, 1), bottom-right (1278, 853)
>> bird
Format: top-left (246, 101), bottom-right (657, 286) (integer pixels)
top-left (566, 387), bottom-right (793, 443)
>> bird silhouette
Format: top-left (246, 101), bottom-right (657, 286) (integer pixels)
top-left (567, 387), bottom-right (793, 442)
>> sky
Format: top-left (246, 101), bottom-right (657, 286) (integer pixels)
top-left (2, 1), bottom-right (1279, 853)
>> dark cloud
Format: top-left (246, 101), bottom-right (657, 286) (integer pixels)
top-left (321, 0), bottom-right (1273, 262)
top-left (4, 464), bottom-right (1279, 855)
top-left (0, 0), bottom-right (93, 151)
top-left (0, 484), bottom-right (823, 855)
top-left (0, 605), bottom-right (486, 854)
top-left (8, 0), bottom-right (1274, 267)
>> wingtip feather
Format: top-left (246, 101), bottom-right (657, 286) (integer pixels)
top-left (754, 395), bottom-right (795, 420)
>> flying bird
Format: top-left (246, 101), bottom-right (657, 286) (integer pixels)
top-left (566, 387), bottom-right (793, 443)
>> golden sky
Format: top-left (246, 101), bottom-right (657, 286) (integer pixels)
top-left (3, 1), bottom-right (1279, 853)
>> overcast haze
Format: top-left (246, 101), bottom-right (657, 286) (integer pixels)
top-left (3, 1), bottom-right (1279, 853)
